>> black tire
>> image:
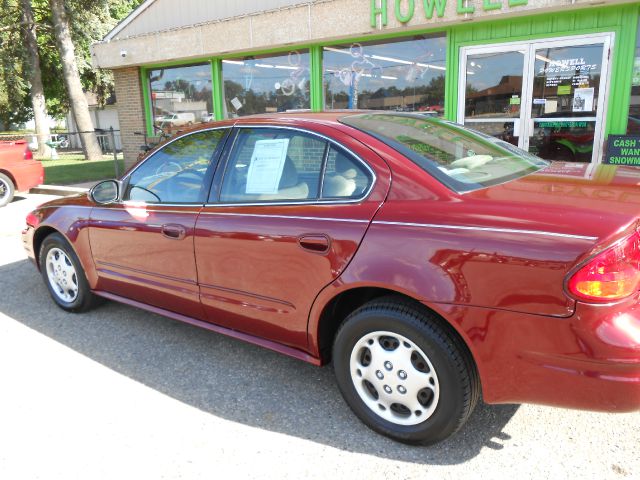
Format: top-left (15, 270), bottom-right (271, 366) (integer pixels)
top-left (333, 297), bottom-right (479, 445)
top-left (0, 172), bottom-right (15, 207)
top-left (39, 232), bottom-right (102, 313)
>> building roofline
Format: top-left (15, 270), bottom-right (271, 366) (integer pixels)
top-left (103, 0), bottom-right (158, 42)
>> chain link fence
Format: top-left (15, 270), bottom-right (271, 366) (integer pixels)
top-left (1, 129), bottom-right (124, 186)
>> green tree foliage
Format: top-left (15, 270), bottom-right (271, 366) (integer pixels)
top-left (0, 0), bottom-right (142, 128)
top-left (0, 0), bottom-right (31, 127)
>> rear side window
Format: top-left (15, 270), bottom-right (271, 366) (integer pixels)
top-left (322, 145), bottom-right (372, 199)
top-left (218, 128), bottom-right (373, 203)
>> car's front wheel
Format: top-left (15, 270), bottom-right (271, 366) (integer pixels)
top-left (39, 233), bottom-right (101, 312)
top-left (0, 173), bottom-right (15, 207)
top-left (333, 297), bottom-right (479, 445)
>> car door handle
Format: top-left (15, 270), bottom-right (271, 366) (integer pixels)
top-left (161, 224), bottom-right (186, 240)
top-left (298, 234), bottom-right (330, 253)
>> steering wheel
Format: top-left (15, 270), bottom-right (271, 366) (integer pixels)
top-left (155, 161), bottom-right (182, 176)
top-left (166, 169), bottom-right (206, 202)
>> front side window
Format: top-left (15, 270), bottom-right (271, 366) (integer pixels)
top-left (148, 64), bottom-right (214, 135)
top-left (218, 129), bottom-right (373, 203)
top-left (323, 35), bottom-right (446, 114)
top-left (342, 113), bottom-right (547, 192)
top-left (126, 129), bottom-right (226, 204)
top-left (222, 50), bottom-right (310, 118)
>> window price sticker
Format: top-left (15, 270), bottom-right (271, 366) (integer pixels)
top-left (245, 139), bottom-right (290, 194)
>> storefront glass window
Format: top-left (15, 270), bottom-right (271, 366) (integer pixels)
top-left (627, 28), bottom-right (640, 135)
top-left (465, 51), bottom-right (524, 120)
top-left (323, 35), bottom-right (446, 114)
top-left (148, 64), bottom-right (213, 135)
top-left (221, 50), bottom-right (310, 118)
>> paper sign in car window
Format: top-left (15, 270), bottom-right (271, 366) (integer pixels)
top-left (245, 138), bottom-right (290, 194)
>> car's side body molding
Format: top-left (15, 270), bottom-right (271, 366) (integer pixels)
top-left (93, 290), bottom-right (322, 366)
top-left (372, 221), bottom-right (598, 241)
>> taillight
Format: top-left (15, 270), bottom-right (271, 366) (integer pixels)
top-left (24, 146), bottom-right (33, 160)
top-left (25, 211), bottom-right (40, 228)
top-left (568, 230), bottom-right (640, 302)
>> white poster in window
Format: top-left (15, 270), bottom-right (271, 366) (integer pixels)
top-left (245, 139), bottom-right (290, 194)
top-left (573, 87), bottom-right (594, 112)
top-left (231, 97), bottom-right (243, 111)
top-left (544, 99), bottom-right (558, 114)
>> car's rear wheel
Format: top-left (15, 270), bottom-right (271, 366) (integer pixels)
top-left (39, 233), bottom-right (101, 312)
top-left (333, 297), bottom-right (479, 445)
top-left (0, 173), bottom-right (15, 207)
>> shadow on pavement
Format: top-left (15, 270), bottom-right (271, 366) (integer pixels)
top-left (0, 258), bottom-right (519, 464)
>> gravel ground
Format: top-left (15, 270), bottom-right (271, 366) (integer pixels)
top-left (0, 194), bottom-right (638, 480)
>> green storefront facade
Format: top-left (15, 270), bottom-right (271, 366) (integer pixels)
top-left (94, 1), bottom-right (640, 166)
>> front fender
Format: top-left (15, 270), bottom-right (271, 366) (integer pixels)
top-left (29, 195), bottom-right (97, 288)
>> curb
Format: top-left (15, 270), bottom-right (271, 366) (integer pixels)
top-left (29, 185), bottom-right (89, 196)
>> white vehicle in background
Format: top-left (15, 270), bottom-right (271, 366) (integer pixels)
top-left (201, 113), bottom-right (214, 122)
top-left (160, 112), bottom-right (195, 127)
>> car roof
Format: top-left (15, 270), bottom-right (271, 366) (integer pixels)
top-left (185, 110), bottom-right (431, 134)
top-left (232, 110), bottom-right (371, 126)
top-left (183, 110), bottom-right (383, 130)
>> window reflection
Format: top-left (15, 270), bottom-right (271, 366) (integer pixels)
top-left (323, 35), bottom-right (446, 114)
top-left (530, 44), bottom-right (603, 162)
top-left (465, 51), bottom-right (524, 119)
top-left (532, 44), bottom-right (603, 118)
top-left (221, 50), bottom-right (310, 118)
top-left (148, 64), bottom-right (214, 135)
top-left (126, 130), bottom-right (224, 204)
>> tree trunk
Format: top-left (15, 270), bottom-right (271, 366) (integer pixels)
top-left (49, 0), bottom-right (102, 161)
top-left (21, 0), bottom-right (51, 158)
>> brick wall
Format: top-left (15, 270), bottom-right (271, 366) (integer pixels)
top-left (113, 67), bottom-right (145, 169)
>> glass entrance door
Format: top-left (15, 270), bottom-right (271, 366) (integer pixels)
top-left (459, 34), bottom-right (613, 163)
top-left (463, 49), bottom-right (526, 147)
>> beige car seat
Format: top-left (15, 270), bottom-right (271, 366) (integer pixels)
top-left (257, 157), bottom-right (309, 201)
top-left (323, 153), bottom-right (357, 198)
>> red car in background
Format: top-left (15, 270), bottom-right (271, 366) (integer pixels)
top-left (21, 112), bottom-right (640, 445)
top-left (0, 139), bottom-right (44, 207)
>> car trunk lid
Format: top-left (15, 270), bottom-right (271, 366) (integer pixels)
top-left (463, 162), bottom-right (640, 242)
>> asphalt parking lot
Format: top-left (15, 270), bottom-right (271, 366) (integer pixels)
top-left (0, 193), bottom-right (638, 480)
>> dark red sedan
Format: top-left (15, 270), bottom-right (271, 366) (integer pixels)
top-left (22, 112), bottom-right (640, 444)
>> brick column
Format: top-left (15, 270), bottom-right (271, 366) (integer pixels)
top-left (113, 67), bottom-right (146, 169)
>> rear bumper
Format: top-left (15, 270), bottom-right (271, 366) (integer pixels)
top-left (427, 298), bottom-right (640, 412)
top-left (11, 160), bottom-right (44, 192)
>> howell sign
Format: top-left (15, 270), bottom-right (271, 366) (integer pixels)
top-left (371, 0), bottom-right (529, 27)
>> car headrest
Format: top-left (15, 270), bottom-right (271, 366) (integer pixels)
top-left (279, 156), bottom-right (299, 189)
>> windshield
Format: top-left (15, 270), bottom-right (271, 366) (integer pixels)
top-left (341, 113), bottom-right (548, 192)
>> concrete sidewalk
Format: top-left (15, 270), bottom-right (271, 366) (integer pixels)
top-left (30, 180), bottom-right (97, 196)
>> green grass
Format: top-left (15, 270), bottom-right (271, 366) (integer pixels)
top-left (40, 154), bottom-right (125, 185)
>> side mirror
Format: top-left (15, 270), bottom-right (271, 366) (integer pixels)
top-left (89, 179), bottom-right (120, 205)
